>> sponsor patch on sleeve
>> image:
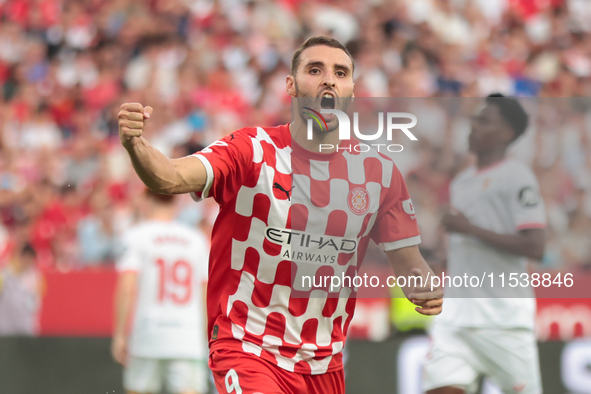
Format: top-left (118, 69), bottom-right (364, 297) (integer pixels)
top-left (518, 186), bottom-right (540, 207)
top-left (402, 198), bottom-right (416, 220)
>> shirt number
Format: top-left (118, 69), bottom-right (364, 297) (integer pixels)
top-left (225, 369), bottom-right (242, 394)
top-left (155, 258), bottom-right (193, 304)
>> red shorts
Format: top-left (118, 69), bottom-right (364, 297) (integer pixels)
top-left (209, 348), bottom-right (345, 394)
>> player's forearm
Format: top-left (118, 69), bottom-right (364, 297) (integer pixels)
top-left (126, 137), bottom-right (200, 194)
top-left (467, 226), bottom-right (545, 260)
top-left (391, 253), bottom-right (435, 278)
top-left (113, 301), bottom-right (130, 339)
top-left (386, 246), bottom-right (436, 283)
top-left (386, 245), bottom-right (443, 315)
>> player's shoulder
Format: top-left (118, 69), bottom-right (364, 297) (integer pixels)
top-left (343, 146), bottom-right (402, 187)
top-left (122, 222), bottom-right (151, 239)
top-left (225, 124), bottom-right (290, 150)
top-left (451, 164), bottom-right (476, 186)
top-left (228, 126), bottom-right (259, 139)
top-left (497, 158), bottom-right (537, 184)
top-left (118, 222), bottom-right (155, 254)
top-left (250, 124), bottom-right (291, 149)
top-left (232, 124), bottom-right (288, 139)
top-left (173, 222), bottom-right (207, 240)
top-left (371, 146), bottom-right (397, 165)
top-left (120, 222), bottom-right (159, 246)
top-left (504, 158), bottom-right (534, 173)
top-left (346, 142), bottom-right (398, 169)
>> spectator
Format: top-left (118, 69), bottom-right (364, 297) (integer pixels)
top-left (17, 102), bottom-right (62, 151)
top-left (0, 243), bottom-right (43, 336)
top-left (76, 189), bottom-right (117, 267)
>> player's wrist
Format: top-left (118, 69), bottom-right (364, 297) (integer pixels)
top-left (122, 135), bottom-right (141, 151)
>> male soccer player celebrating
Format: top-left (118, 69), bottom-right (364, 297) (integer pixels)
top-left (112, 190), bottom-right (209, 394)
top-left (423, 94), bottom-right (546, 394)
top-left (118, 36), bottom-right (442, 394)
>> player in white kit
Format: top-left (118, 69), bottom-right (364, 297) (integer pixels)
top-left (423, 94), bottom-right (546, 394)
top-left (111, 189), bottom-right (209, 394)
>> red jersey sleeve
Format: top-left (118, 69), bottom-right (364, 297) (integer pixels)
top-left (370, 164), bottom-right (421, 251)
top-left (190, 129), bottom-right (254, 205)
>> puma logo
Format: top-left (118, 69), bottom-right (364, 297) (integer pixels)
top-left (273, 182), bottom-right (294, 201)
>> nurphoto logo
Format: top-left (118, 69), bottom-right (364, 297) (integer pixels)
top-left (304, 108), bottom-right (418, 152)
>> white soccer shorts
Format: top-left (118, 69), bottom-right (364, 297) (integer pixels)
top-left (422, 324), bottom-right (542, 394)
top-left (124, 357), bottom-right (208, 394)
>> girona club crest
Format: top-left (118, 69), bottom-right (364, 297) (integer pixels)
top-left (347, 187), bottom-right (370, 215)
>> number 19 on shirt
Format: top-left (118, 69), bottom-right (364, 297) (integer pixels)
top-left (155, 258), bottom-right (193, 304)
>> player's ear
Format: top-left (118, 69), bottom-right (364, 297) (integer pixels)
top-left (286, 75), bottom-right (296, 97)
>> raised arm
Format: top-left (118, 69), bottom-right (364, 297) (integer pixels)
top-left (118, 103), bottom-right (207, 194)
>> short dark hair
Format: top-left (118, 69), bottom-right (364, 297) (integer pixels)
top-left (486, 93), bottom-right (529, 141)
top-left (290, 36), bottom-right (354, 76)
top-left (144, 188), bottom-right (175, 204)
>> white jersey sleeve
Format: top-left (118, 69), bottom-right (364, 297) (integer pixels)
top-left (117, 228), bottom-right (142, 273)
top-left (506, 164), bottom-right (546, 231)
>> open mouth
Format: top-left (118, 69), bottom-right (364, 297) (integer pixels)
top-left (320, 93), bottom-right (336, 109)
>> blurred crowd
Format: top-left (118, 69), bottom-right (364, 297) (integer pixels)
top-left (0, 0), bottom-right (590, 282)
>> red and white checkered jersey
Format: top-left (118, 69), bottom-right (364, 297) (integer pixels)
top-left (192, 124), bottom-right (420, 374)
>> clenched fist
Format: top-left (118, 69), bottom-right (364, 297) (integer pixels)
top-left (118, 103), bottom-right (153, 149)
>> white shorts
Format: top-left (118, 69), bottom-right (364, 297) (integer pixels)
top-left (422, 324), bottom-right (542, 394)
top-left (124, 357), bottom-right (208, 393)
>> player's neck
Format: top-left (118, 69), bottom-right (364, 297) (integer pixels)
top-left (476, 149), bottom-right (506, 170)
